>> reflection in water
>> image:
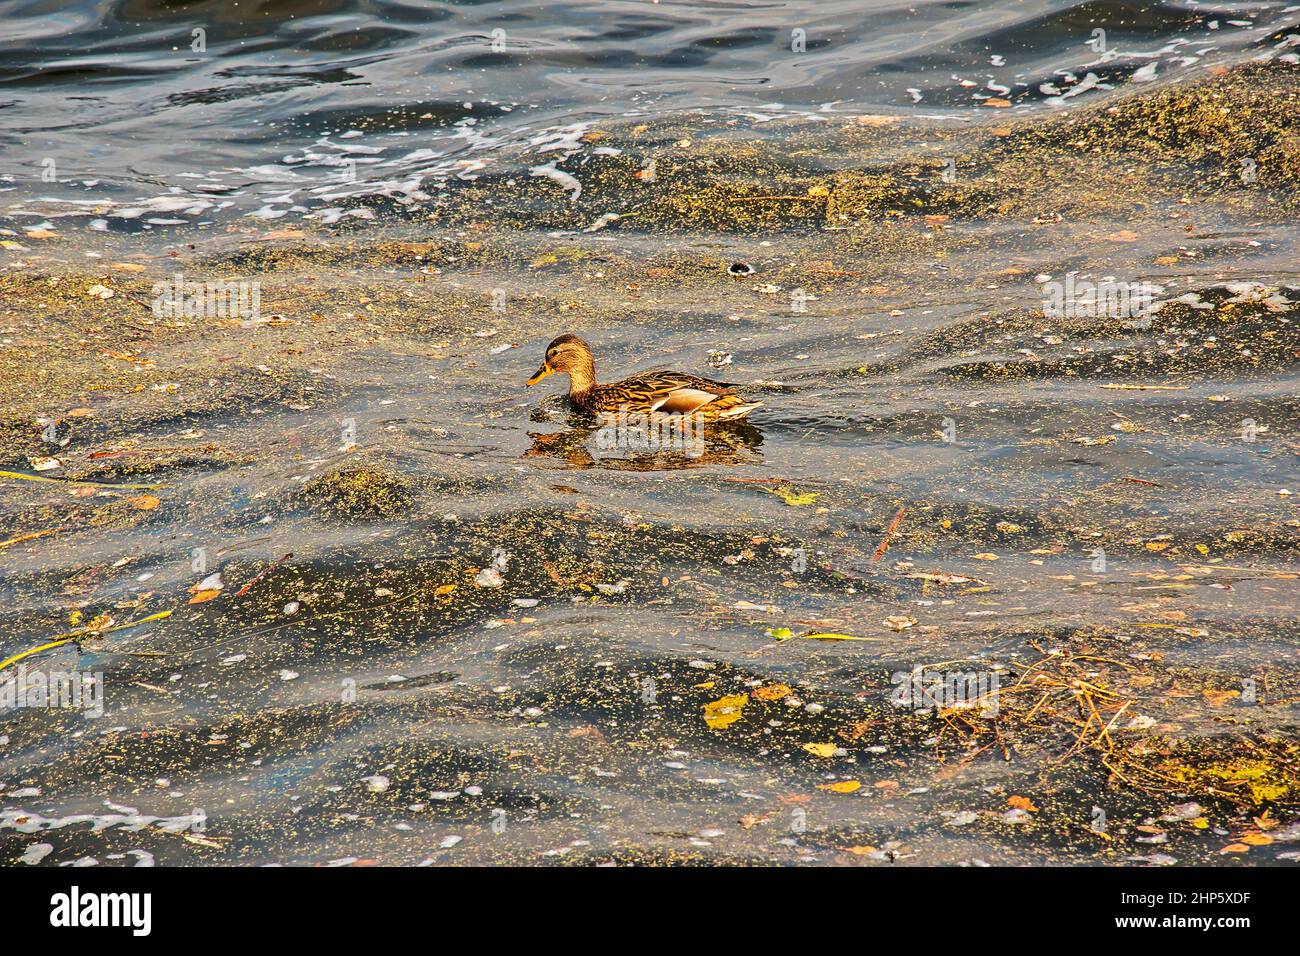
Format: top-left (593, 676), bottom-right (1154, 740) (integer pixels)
top-left (525, 409), bottom-right (764, 470)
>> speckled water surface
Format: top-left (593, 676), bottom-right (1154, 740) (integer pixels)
top-left (1, 1), bottom-right (1298, 867)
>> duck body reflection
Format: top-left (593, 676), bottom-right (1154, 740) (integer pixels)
top-left (526, 400), bottom-right (764, 471)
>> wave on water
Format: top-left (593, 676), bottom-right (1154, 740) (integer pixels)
top-left (1, 0), bottom-right (1299, 233)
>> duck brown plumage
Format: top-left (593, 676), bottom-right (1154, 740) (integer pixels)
top-left (526, 334), bottom-right (762, 421)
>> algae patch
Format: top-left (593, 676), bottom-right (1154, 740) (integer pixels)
top-left (301, 466), bottom-right (413, 518)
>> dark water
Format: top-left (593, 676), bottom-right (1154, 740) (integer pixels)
top-left (1, 2), bottom-right (1299, 868)
top-left (2, 0), bottom-right (1298, 230)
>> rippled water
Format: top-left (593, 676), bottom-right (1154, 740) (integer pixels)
top-left (3, 0), bottom-right (1299, 228)
top-left (1, 2), bottom-right (1299, 868)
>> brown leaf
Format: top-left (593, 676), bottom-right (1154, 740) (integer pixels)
top-left (838, 720), bottom-right (874, 742)
top-left (1202, 688), bottom-right (1240, 707)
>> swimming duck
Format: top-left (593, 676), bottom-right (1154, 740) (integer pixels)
top-left (526, 334), bottom-right (762, 421)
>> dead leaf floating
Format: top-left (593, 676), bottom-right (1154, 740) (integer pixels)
top-left (702, 694), bottom-right (748, 730)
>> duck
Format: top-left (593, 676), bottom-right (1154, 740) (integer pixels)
top-left (526, 334), bottom-right (762, 421)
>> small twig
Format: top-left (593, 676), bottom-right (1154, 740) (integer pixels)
top-left (1095, 700), bottom-right (1131, 753)
top-left (233, 552), bottom-right (294, 600)
top-left (0, 527), bottom-right (67, 550)
top-left (0, 609), bottom-right (173, 673)
top-left (870, 506), bottom-right (907, 563)
top-left (0, 469), bottom-right (164, 490)
top-left (728, 195), bottom-right (827, 203)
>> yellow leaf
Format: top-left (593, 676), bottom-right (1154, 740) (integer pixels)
top-left (769, 486), bottom-right (819, 506)
top-left (693, 680), bottom-right (716, 689)
top-left (128, 494), bottom-right (160, 511)
top-left (818, 780), bottom-right (861, 793)
top-left (1252, 783), bottom-right (1289, 803)
top-left (1241, 834), bottom-right (1272, 846)
top-left (702, 693), bottom-right (748, 730)
top-left (1008, 795), bottom-right (1038, 812)
top-left (972, 553), bottom-right (999, 561)
top-left (804, 631), bottom-right (872, 642)
top-left (802, 743), bottom-right (838, 758)
top-left (1220, 843), bottom-right (1251, 854)
top-left (188, 589), bottom-right (221, 605)
top-left (1146, 541), bottom-right (1171, 552)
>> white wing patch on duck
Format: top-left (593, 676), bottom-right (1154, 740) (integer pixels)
top-left (650, 388), bottom-right (722, 414)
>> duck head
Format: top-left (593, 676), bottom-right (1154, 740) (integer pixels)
top-left (527, 333), bottom-right (595, 387)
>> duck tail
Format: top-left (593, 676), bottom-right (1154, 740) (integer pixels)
top-left (716, 401), bottom-right (762, 420)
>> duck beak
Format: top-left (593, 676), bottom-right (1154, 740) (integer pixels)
top-left (526, 362), bottom-right (554, 386)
